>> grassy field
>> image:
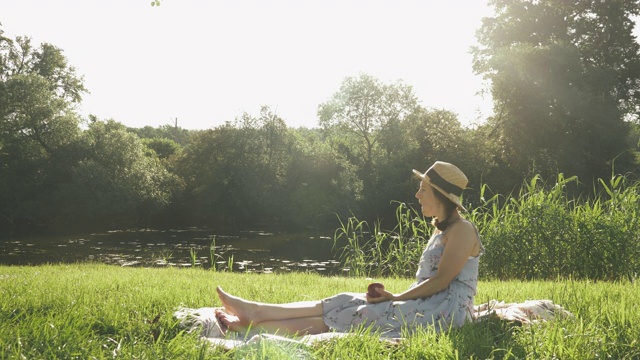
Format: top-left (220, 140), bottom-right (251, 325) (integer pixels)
top-left (1, 264), bottom-right (638, 359)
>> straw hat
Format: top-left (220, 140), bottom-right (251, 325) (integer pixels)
top-left (412, 161), bottom-right (468, 212)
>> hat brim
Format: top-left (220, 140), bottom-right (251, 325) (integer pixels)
top-left (412, 169), bottom-right (467, 212)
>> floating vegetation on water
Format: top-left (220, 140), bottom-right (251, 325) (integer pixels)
top-left (0, 229), bottom-right (343, 274)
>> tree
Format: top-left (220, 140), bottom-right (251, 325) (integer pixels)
top-left (285, 128), bottom-right (363, 228)
top-left (142, 137), bottom-right (181, 160)
top-left (318, 74), bottom-right (419, 172)
top-left (318, 74), bottom-right (419, 215)
top-left (127, 124), bottom-right (192, 146)
top-left (0, 30), bottom-right (86, 231)
top-left (373, 107), bottom-right (493, 217)
top-left (174, 107), bottom-right (296, 227)
top-left (473, 0), bottom-right (640, 183)
top-left (56, 119), bottom-right (182, 228)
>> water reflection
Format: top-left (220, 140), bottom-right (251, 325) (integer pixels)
top-left (0, 229), bottom-right (347, 275)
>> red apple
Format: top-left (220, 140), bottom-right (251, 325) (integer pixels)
top-left (367, 282), bottom-right (385, 298)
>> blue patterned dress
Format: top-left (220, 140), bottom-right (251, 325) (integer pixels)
top-left (322, 229), bottom-right (483, 337)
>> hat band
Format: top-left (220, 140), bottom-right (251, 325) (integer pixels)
top-left (426, 168), bottom-right (463, 196)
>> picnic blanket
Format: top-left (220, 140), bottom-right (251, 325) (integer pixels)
top-left (173, 299), bottom-right (572, 351)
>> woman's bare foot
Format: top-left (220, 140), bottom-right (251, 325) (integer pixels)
top-left (214, 309), bottom-right (247, 333)
top-left (216, 286), bottom-right (261, 324)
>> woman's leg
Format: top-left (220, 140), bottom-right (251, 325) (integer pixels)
top-left (216, 311), bottom-right (329, 336)
top-left (216, 287), bottom-right (325, 324)
top-left (254, 317), bottom-right (329, 335)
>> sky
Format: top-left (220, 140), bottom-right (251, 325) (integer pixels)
top-left (2, 1), bottom-right (496, 130)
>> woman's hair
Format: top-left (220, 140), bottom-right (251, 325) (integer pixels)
top-left (430, 185), bottom-right (458, 231)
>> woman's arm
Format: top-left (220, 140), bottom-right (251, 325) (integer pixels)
top-left (367, 221), bottom-right (478, 303)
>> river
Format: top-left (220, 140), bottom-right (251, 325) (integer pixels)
top-left (0, 228), bottom-right (349, 275)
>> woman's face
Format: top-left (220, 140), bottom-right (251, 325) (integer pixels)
top-left (415, 180), bottom-right (439, 217)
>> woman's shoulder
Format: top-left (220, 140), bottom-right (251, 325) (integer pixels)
top-left (450, 218), bottom-right (477, 234)
top-left (443, 218), bottom-right (482, 256)
top-left (442, 219), bottom-right (478, 244)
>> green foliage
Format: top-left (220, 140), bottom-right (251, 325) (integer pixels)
top-left (286, 130), bottom-right (364, 228)
top-left (174, 108), bottom-right (295, 227)
top-left (128, 124), bottom-right (192, 146)
top-left (318, 74), bottom-right (421, 218)
top-left (142, 137), bottom-right (181, 159)
top-left (0, 32), bottom-right (86, 231)
top-left (0, 35), bottom-right (86, 102)
top-left (174, 106), bottom-right (362, 229)
top-left (473, 0), bottom-right (640, 182)
top-left (56, 119), bottom-right (183, 227)
top-left (374, 107), bottom-right (493, 215)
top-left (318, 74), bottom-right (419, 152)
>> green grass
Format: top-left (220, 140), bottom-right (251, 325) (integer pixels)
top-left (1, 264), bottom-right (638, 359)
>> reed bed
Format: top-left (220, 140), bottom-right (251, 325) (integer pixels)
top-left (335, 173), bottom-right (640, 281)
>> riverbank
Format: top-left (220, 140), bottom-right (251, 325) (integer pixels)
top-left (1, 264), bottom-right (638, 359)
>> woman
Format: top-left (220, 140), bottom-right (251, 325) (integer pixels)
top-left (215, 161), bottom-right (483, 337)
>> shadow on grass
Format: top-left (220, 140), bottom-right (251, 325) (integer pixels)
top-left (450, 314), bottom-right (526, 359)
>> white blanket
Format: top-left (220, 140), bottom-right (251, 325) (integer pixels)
top-left (473, 299), bottom-right (572, 324)
top-left (174, 299), bottom-right (572, 350)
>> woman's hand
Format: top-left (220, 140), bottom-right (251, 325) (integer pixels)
top-left (366, 286), bottom-right (395, 303)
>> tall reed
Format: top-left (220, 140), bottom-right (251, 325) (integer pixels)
top-left (333, 202), bottom-right (431, 277)
top-left (471, 174), bottom-right (579, 280)
top-left (475, 173), bottom-right (640, 280)
top-left (334, 173), bottom-right (640, 281)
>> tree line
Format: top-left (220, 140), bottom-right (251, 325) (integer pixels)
top-left (2, 1), bottom-right (640, 235)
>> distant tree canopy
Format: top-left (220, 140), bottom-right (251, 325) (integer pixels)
top-left (0, 28), bottom-right (181, 232)
top-left (55, 119), bottom-right (182, 226)
top-left (2, 6), bottom-right (640, 235)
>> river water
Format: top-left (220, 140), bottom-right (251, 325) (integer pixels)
top-left (0, 228), bottom-right (349, 275)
